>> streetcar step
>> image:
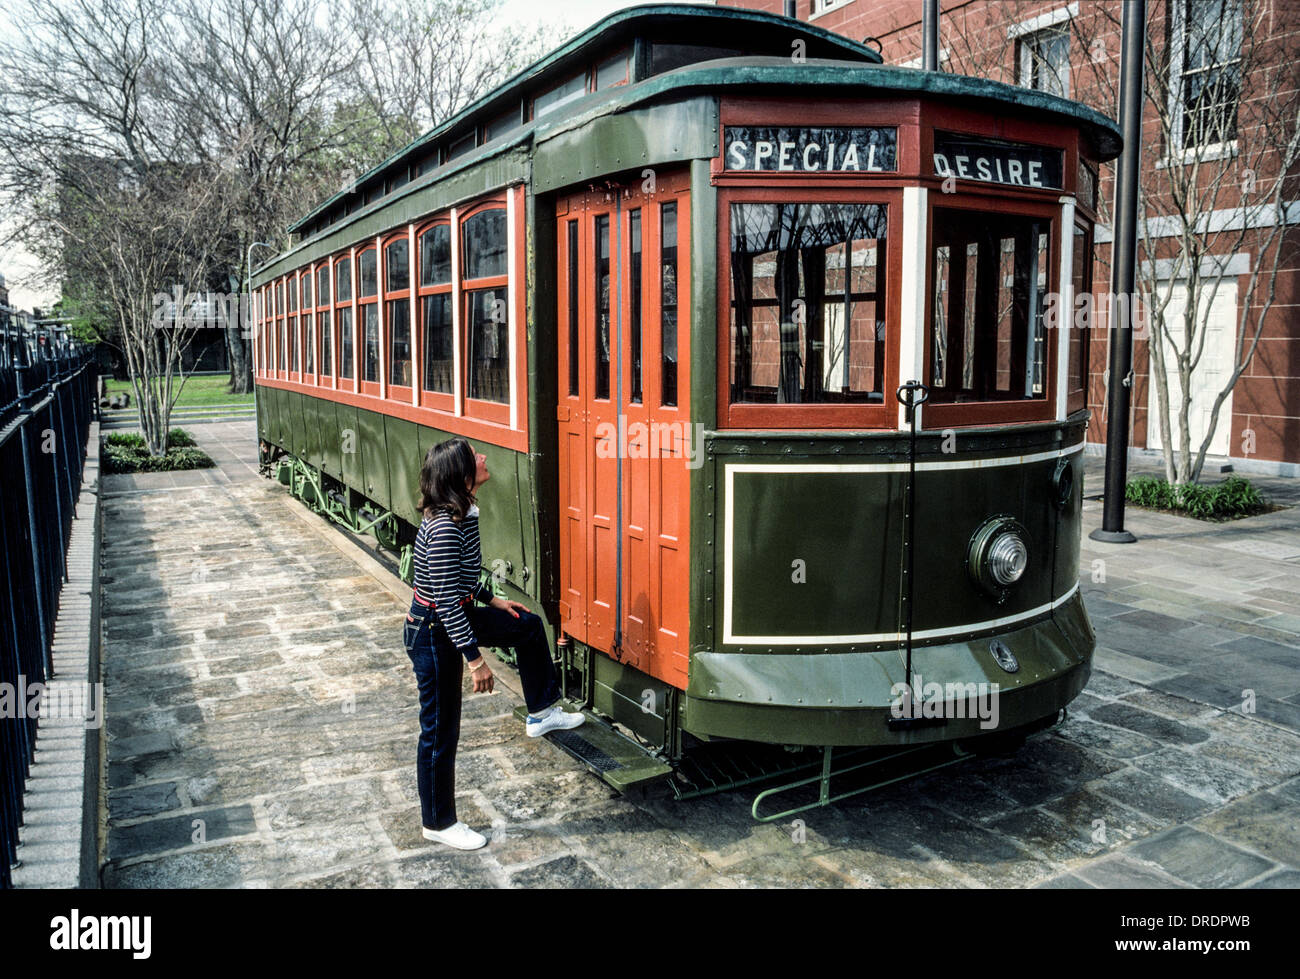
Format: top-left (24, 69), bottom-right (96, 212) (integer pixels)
top-left (512, 705), bottom-right (671, 792)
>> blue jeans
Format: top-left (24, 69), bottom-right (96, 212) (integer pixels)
top-left (402, 598), bottom-right (563, 831)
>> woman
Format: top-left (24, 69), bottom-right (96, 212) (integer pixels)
top-left (402, 436), bottom-right (584, 850)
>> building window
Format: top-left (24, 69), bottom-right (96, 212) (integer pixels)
top-left (729, 202), bottom-right (887, 406)
top-left (384, 235), bottom-right (412, 389)
top-left (461, 206), bottom-right (509, 406)
top-left (418, 222), bottom-right (454, 398)
top-left (1169, 0), bottom-right (1241, 150)
top-left (335, 255), bottom-right (354, 382)
top-left (1017, 24), bottom-right (1069, 97)
top-left (928, 207), bottom-right (1051, 405)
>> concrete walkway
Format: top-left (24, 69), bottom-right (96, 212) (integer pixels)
top-left (98, 423), bottom-right (1299, 888)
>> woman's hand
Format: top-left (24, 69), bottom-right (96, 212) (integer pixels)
top-left (489, 595), bottom-right (530, 618)
top-left (467, 656), bottom-right (495, 694)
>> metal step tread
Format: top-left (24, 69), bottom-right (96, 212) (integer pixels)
top-left (512, 704), bottom-right (672, 791)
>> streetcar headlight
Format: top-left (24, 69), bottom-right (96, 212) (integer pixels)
top-left (987, 532), bottom-right (1028, 585)
top-left (967, 516), bottom-right (1031, 601)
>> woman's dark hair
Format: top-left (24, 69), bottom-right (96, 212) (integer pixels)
top-left (418, 437), bottom-right (476, 521)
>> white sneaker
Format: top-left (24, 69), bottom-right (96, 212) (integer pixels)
top-left (422, 821), bottom-right (487, 850)
top-left (525, 703), bottom-right (586, 738)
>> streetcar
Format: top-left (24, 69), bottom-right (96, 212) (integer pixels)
top-left (250, 3), bottom-right (1119, 814)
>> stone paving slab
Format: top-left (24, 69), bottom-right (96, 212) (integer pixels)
top-left (96, 422), bottom-right (1300, 888)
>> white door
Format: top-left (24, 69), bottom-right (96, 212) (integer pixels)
top-left (1146, 278), bottom-right (1237, 458)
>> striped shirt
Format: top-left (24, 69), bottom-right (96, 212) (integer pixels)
top-left (412, 503), bottom-right (494, 660)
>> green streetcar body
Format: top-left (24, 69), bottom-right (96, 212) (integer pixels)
top-left (252, 4), bottom-right (1119, 764)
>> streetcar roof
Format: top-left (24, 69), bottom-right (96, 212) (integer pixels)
top-left (270, 2), bottom-right (1121, 268)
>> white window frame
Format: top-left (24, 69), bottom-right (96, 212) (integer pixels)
top-left (809, 0), bottom-right (854, 21)
top-left (1016, 23), bottom-right (1071, 97)
top-left (1167, 0), bottom-right (1243, 154)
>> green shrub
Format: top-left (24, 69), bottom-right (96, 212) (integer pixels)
top-left (105, 431), bottom-right (146, 450)
top-left (1125, 474), bottom-right (1269, 520)
top-left (101, 429), bottom-right (214, 474)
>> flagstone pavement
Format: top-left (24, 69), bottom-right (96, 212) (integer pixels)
top-left (93, 422), bottom-right (1299, 888)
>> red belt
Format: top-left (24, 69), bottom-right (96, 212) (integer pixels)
top-left (413, 590), bottom-right (473, 609)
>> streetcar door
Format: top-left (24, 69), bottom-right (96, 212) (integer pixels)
top-left (555, 172), bottom-right (691, 689)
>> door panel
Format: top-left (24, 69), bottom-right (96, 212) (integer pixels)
top-left (556, 172), bottom-right (692, 689)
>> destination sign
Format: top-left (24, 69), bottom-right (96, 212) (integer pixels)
top-left (724, 126), bottom-right (897, 173)
top-left (932, 132), bottom-right (1063, 189)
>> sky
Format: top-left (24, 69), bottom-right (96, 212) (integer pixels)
top-left (0, 0), bottom-right (709, 313)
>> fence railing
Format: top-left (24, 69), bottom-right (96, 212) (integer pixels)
top-left (0, 315), bottom-right (96, 889)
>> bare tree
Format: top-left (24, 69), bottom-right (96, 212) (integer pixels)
top-left (344, 0), bottom-right (563, 159)
top-left (1074, 0), bottom-right (1300, 484)
top-left (163, 0), bottom-right (364, 394)
top-left (0, 0), bottom-right (225, 453)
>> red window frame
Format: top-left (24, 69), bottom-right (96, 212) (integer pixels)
top-left (716, 185), bottom-right (903, 430)
top-left (301, 267), bottom-right (315, 383)
top-left (459, 198), bottom-right (511, 427)
top-left (334, 251), bottom-right (356, 392)
top-left (382, 230), bottom-right (414, 403)
top-left (315, 260), bottom-right (333, 383)
top-left (256, 189), bottom-right (529, 453)
top-left (416, 217), bottom-right (455, 413)
top-left (921, 190), bottom-right (1061, 429)
top-left (287, 272), bottom-right (300, 380)
top-left (356, 245), bottom-right (380, 396)
top-left (1066, 217), bottom-right (1094, 417)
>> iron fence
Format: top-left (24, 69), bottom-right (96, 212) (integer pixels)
top-left (0, 308), bottom-right (96, 889)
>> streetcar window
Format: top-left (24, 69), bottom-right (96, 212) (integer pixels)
top-left (463, 210), bottom-right (507, 278)
top-left (729, 202), bottom-right (887, 405)
top-left (533, 73), bottom-right (585, 118)
top-left (447, 131), bottom-right (477, 161)
top-left (358, 249), bottom-right (377, 298)
top-left (385, 239), bottom-right (411, 388)
top-left (463, 206), bottom-right (510, 405)
top-left (661, 202), bottom-right (678, 407)
top-left (928, 208), bottom-right (1051, 403)
top-left (339, 307), bottom-right (354, 380)
top-left (386, 239), bottom-right (409, 293)
top-left (388, 297), bottom-right (411, 387)
top-left (316, 264), bottom-right (330, 306)
top-left (567, 220), bottom-right (579, 398)
top-left (650, 43), bottom-right (741, 75)
top-left (484, 107), bottom-right (517, 142)
top-left (302, 273), bottom-right (312, 309)
top-left (335, 259), bottom-right (352, 302)
top-left (363, 305), bottom-right (379, 382)
top-left (305, 302), bottom-right (315, 375)
top-left (1069, 221), bottom-right (1093, 399)
top-left (628, 208), bottom-right (643, 404)
top-left (422, 293), bottom-right (453, 394)
top-left (467, 288), bottom-right (508, 402)
top-left (595, 214), bottom-right (611, 401)
top-left (319, 309), bottom-right (332, 378)
top-left (595, 49), bottom-right (630, 89)
top-left (288, 277), bottom-right (297, 312)
top-left (420, 225), bottom-right (451, 286)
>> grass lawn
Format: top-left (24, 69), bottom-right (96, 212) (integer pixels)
top-left (103, 373), bottom-right (254, 407)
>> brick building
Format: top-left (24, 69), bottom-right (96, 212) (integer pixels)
top-left (734, 0), bottom-right (1300, 476)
